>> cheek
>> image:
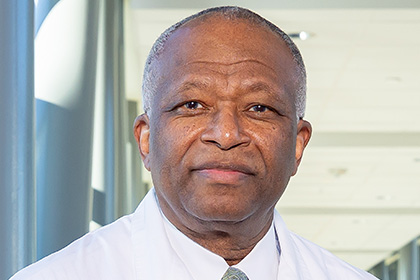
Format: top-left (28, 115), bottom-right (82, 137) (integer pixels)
top-left (149, 119), bottom-right (202, 171)
top-left (252, 125), bottom-right (296, 175)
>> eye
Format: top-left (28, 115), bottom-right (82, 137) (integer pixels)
top-left (184, 101), bottom-right (204, 110)
top-left (249, 104), bottom-right (269, 113)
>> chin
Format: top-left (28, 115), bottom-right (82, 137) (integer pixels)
top-left (187, 201), bottom-right (255, 224)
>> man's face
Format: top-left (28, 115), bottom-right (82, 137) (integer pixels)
top-left (135, 17), bottom-right (311, 231)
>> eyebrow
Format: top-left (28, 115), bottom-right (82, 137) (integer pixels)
top-left (175, 80), bottom-right (210, 94)
top-left (173, 79), bottom-right (287, 105)
top-left (242, 81), bottom-right (285, 102)
top-left (245, 82), bottom-right (276, 95)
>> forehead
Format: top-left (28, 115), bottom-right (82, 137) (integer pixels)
top-left (166, 16), bottom-right (293, 65)
top-left (152, 16), bottom-right (300, 104)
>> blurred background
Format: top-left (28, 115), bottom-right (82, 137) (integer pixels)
top-left (1, 0), bottom-right (419, 279)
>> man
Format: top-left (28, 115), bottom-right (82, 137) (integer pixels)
top-left (12, 6), bottom-right (377, 280)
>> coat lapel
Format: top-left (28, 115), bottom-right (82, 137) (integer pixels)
top-left (132, 189), bottom-right (182, 279)
top-left (274, 211), bottom-right (312, 280)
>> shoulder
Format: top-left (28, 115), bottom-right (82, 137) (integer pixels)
top-left (289, 231), bottom-right (378, 279)
top-left (273, 212), bottom-right (378, 280)
top-left (10, 214), bottom-right (136, 280)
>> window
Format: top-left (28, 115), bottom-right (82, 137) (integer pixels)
top-left (387, 259), bottom-right (398, 280)
top-left (369, 262), bottom-right (384, 279)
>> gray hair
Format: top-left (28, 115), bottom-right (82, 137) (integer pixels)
top-left (142, 6), bottom-right (307, 119)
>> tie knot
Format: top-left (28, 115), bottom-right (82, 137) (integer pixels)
top-left (221, 267), bottom-right (249, 280)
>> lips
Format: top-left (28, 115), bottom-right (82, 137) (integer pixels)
top-left (190, 161), bottom-right (256, 183)
top-left (191, 161), bottom-right (256, 175)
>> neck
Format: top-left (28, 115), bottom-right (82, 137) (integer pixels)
top-left (186, 220), bottom-right (273, 265)
top-left (158, 199), bottom-right (274, 265)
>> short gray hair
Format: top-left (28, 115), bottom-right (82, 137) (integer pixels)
top-left (142, 6), bottom-right (307, 119)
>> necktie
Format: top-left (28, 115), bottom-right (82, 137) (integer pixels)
top-left (221, 267), bottom-right (249, 280)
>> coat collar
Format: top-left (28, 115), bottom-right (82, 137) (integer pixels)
top-left (132, 189), bottom-right (317, 280)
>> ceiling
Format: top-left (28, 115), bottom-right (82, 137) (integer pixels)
top-left (124, 0), bottom-right (420, 270)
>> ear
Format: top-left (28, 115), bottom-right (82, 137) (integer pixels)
top-left (292, 119), bottom-right (312, 176)
top-left (133, 113), bottom-right (151, 171)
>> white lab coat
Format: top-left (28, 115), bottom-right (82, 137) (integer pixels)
top-left (11, 189), bottom-right (378, 279)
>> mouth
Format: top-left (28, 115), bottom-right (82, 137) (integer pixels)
top-left (191, 162), bottom-right (256, 183)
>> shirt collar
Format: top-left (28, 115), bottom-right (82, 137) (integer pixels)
top-left (234, 222), bottom-right (280, 279)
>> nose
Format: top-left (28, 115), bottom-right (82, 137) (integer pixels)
top-left (200, 108), bottom-right (251, 150)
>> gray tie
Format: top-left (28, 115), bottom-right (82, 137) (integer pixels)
top-left (221, 267), bottom-right (249, 280)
